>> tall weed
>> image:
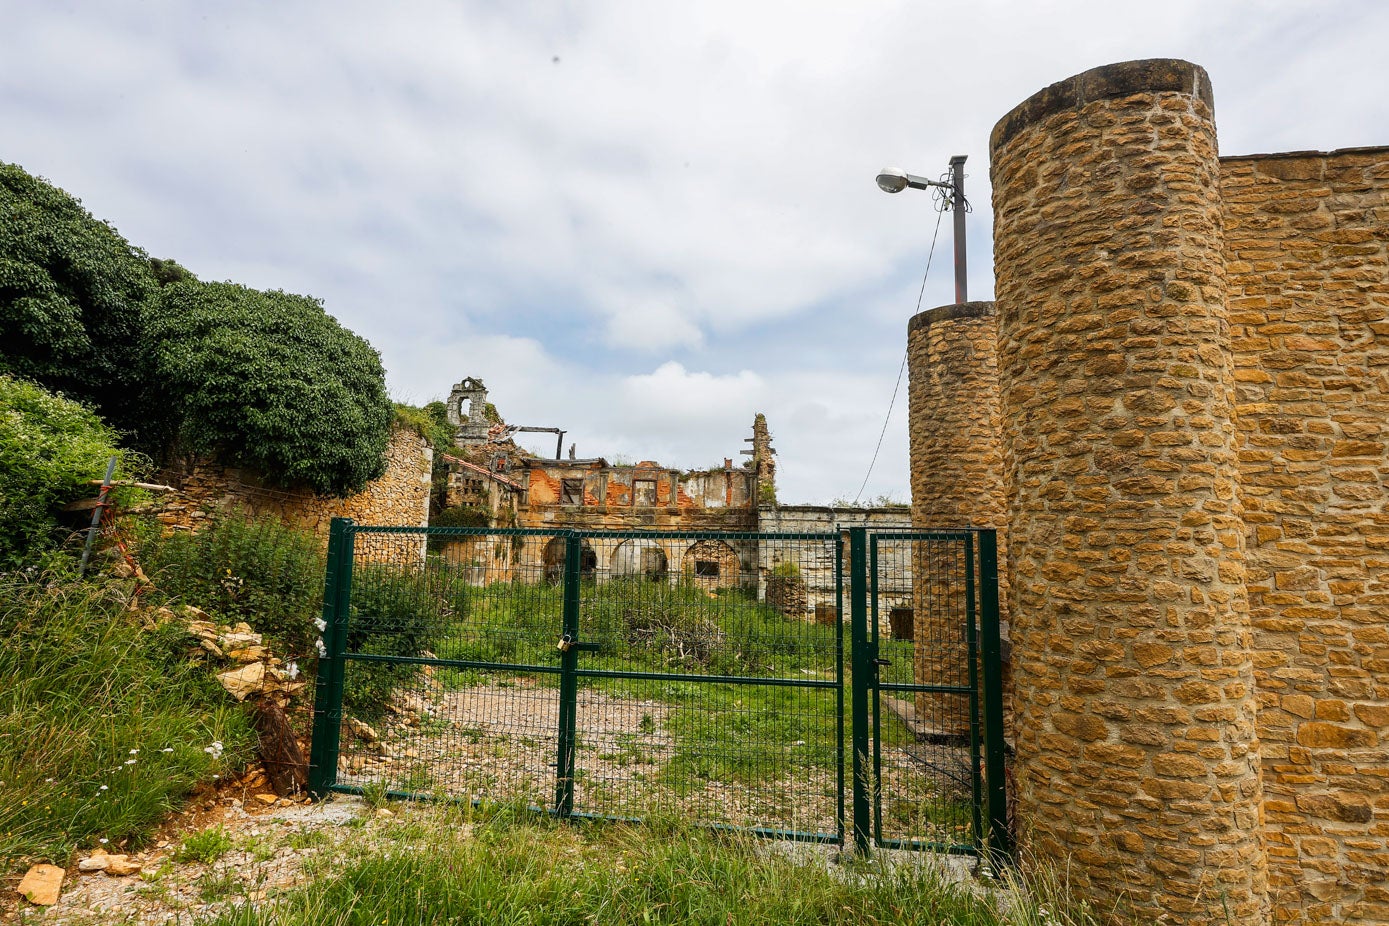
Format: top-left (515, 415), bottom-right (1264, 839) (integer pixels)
top-left (134, 510), bottom-right (325, 660)
top-left (0, 577), bottom-right (256, 868)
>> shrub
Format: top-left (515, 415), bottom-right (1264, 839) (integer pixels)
top-left (145, 280), bottom-right (393, 497)
top-left (134, 511), bottom-right (325, 660)
top-left (343, 567), bottom-right (449, 719)
top-left (0, 375), bottom-right (137, 569)
top-left (0, 163), bottom-right (157, 445)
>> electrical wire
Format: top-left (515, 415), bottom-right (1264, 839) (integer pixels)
top-left (851, 205), bottom-right (945, 505)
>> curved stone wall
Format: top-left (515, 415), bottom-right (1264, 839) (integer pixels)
top-left (906, 302), bottom-right (1008, 735)
top-left (990, 60), bottom-right (1267, 924)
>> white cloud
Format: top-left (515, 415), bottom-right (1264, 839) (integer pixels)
top-left (3, 0), bottom-right (1385, 507)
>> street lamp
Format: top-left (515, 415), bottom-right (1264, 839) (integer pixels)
top-left (876, 155), bottom-right (969, 304)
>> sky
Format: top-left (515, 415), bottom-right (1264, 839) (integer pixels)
top-left (3, 1), bottom-right (1386, 504)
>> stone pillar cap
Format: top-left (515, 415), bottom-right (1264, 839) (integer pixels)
top-left (991, 58), bottom-right (1213, 154)
top-left (908, 301), bottom-right (997, 335)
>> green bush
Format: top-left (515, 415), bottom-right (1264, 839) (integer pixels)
top-left (343, 567), bottom-right (449, 719)
top-left (0, 578), bottom-right (256, 868)
top-left (146, 281), bottom-right (394, 497)
top-left (0, 163), bottom-right (157, 446)
top-left (0, 375), bottom-right (137, 569)
top-left (135, 511), bottom-right (325, 660)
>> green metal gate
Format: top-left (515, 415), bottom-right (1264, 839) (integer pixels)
top-left (308, 520), bottom-right (1007, 858)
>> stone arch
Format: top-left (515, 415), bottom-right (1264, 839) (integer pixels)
top-left (609, 538), bottom-right (668, 581)
top-left (542, 536), bottom-right (597, 582)
top-left (683, 539), bottom-right (742, 591)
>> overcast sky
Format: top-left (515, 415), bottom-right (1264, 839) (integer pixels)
top-left (4, 1), bottom-right (1386, 503)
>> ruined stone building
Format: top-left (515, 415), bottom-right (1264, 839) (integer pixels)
top-left (908, 59), bottom-right (1388, 926)
top-left (436, 378), bottom-right (913, 624)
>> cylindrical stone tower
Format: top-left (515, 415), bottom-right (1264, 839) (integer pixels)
top-left (907, 302), bottom-right (1008, 736)
top-left (990, 60), bottom-right (1267, 924)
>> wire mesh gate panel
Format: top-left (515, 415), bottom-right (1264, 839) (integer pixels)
top-left (850, 529), bottom-right (1009, 857)
top-left (309, 520), bottom-right (1007, 857)
top-left (310, 523), bottom-right (847, 843)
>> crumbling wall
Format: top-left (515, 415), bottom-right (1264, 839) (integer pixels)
top-left (157, 424), bottom-right (433, 563)
top-left (1223, 146), bottom-right (1389, 925)
top-left (755, 506), bottom-right (912, 627)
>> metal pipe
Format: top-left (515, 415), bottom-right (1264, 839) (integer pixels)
top-left (950, 155), bottom-right (968, 303)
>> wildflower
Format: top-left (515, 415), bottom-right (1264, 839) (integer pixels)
top-left (129, 749), bottom-right (139, 755)
top-left (100, 785), bottom-right (109, 791)
top-left (315, 618), bottom-right (327, 632)
top-left (286, 661), bottom-right (300, 680)
top-left (316, 639), bottom-right (328, 658)
top-left (125, 759), bottom-right (137, 766)
top-left (100, 838), bottom-right (108, 844)
top-left (160, 748), bottom-right (174, 754)
top-left (204, 742), bottom-right (224, 760)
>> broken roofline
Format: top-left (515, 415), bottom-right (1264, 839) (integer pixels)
top-left (440, 454), bottom-right (525, 491)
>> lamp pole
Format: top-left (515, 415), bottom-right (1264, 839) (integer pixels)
top-left (876, 156), bottom-right (969, 304)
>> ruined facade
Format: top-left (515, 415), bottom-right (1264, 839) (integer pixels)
top-left (908, 59), bottom-right (1388, 926)
top-left (438, 403), bottom-right (913, 625)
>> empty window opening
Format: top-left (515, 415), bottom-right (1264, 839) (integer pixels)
top-left (561, 479), bottom-right (584, 505)
top-left (695, 560), bottom-right (720, 578)
top-left (889, 607), bottom-right (914, 641)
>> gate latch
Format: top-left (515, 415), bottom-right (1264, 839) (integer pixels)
top-left (556, 633), bottom-right (601, 654)
top-left (872, 657), bottom-right (892, 668)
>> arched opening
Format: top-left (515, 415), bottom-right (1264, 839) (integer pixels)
top-left (610, 539), bottom-right (668, 581)
top-left (543, 536), bottom-right (598, 582)
top-left (683, 539), bottom-right (743, 591)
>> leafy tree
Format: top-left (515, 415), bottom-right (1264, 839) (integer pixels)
top-left (0, 375), bottom-right (134, 567)
top-left (147, 281), bottom-right (393, 496)
top-left (0, 163), bottom-right (156, 444)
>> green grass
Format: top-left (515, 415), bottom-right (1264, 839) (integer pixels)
top-left (0, 577), bottom-right (257, 870)
top-left (176, 824), bottom-right (236, 864)
top-left (191, 806), bottom-right (1097, 926)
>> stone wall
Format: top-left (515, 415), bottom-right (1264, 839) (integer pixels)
top-left (907, 301), bottom-right (1010, 735)
top-left (1224, 147), bottom-right (1389, 924)
top-left (990, 60), bottom-right (1267, 924)
top-left (756, 505), bottom-right (912, 629)
top-left (157, 423), bottom-right (433, 558)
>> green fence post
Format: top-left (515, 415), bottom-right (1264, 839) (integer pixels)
top-left (848, 526), bottom-right (872, 855)
top-left (978, 530), bottom-right (1013, 863)
top-left (554, 531), bottom-right (581, 817)
top-left (309, 518), bottom-right (352, 799)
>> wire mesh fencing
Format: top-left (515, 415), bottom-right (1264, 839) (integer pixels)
top-left (310, 522), bottom-right (1007, 857)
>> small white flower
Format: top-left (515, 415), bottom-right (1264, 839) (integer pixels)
top-left (125, 759), bottom-right (137, 765)
top-left (286, 661), bottom-right (300, 680)
top-left (99, 785), bottom-right (109, 791)
top-left (129, 749), bottom-right (139, 755)
top-left (314, 618), bottom-right (327, 632)
top-left (99, 838), bottom-right (108, 844)
top-left (45, 778), bottom-right (54, 783)
top-left (204, 741), bottom-right (224, 760)
top-left (315, 639), bottom-right (327, 658)
top-left (160, 748), bottom-right (174, 754)
top-left (212, 775), bottom-right (220, 780)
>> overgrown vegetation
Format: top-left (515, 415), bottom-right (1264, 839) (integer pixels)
top-left (146, 281), bottom-right (393, 496)
top-left (0, 577), bottom-right (256, 868)
top-left (343, 567), bottom-right (448, 719)
top-left (1, 162), bottom-right (395, 495)
top-left (133, 510), bottom-right (326, 660)
top-left (0, 163), bottom-right (157, 447)
top-left (195, 807), bottom-right (1100, 926)
top-left (0, 375), bottom-right (139, 569)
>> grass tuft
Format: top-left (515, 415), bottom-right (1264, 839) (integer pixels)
top-left (0, 577), bottom-right (256, 869)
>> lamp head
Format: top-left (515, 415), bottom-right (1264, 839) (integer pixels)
top-left (875, 168), bottom-right (909, 194)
